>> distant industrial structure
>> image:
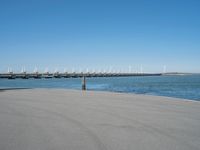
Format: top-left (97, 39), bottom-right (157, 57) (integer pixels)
top-left (0, 70), bottom-right (162, 79)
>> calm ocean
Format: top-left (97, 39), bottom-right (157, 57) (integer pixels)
top-left (0, 75), bottom-right (200, 101)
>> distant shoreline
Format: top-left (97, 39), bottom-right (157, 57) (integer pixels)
top-left (0, 87), bottom-right (31, 92)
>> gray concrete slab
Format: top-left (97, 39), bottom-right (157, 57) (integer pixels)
top-left (0, 89), bottom-right (200, 150)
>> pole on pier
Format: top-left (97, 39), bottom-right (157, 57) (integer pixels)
top-left (82, 76), bottom-right (86, 90)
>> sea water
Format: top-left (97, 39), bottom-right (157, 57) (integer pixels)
top-left (0, 75), bottom-right (200, 101)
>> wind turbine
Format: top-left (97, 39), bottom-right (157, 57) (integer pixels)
top-left (79, 68), bottom-right (82, 74)
top-left (64, 68), bottom-right (67, 73)
top-left (54, 68), bottom-right (59, 74)
top-left (34, 67), bottom-right (38, 74)
top-left (140, 65), bottom-right (143, 74)
top-left (86, 68), bottom-right (89, 73)
top-left (91, 69), bottom-right (95, 74)
top-left (109, 66), bottom-right (112, 73)
top-left (7, 67), bottom-right (12, 74)
top-left (21, 67), bottom-right (26, 74)
top-left (72, 68), bottom-right (75, 74)
top-left (44, 68), bottom-right (49, 74)
top-left (163, 65), bottom-right (167, 73)
top-left (129, 66), bottom-right (132, 73)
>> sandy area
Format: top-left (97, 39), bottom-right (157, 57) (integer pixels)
top-left (0, 89), bottom-right (200, 150)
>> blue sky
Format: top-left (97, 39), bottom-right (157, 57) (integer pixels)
top-left (0, 0), bottom-right (200, 73)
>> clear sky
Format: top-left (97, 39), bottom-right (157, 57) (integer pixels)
top-left (0, 0), bottom-right (200, 73)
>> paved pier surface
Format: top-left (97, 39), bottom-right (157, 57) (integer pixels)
top-left (0, 89), bottom-right (200, 150)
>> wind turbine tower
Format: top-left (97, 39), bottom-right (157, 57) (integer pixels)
top-left (163, 65), bottom-right (167, 73)
top-left (140, 65), bottom-right (143, 73)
